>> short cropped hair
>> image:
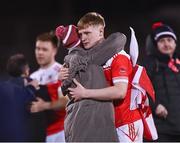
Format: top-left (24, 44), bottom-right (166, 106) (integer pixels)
top-left (77, 12), bottom-right (105, 29)
top-left (7, 54), bottom-right (28, 77)
top-left (36, 31), bottom-right (59, 48)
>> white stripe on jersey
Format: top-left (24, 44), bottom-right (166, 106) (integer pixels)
top-left (113, 78), bottom-right (128, 84)
top-left (113, 76), bottom-right (129, 84)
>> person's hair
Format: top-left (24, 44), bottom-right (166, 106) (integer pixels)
top-left (77, 12), bottom-right (105, 29)
top-left (36, 31), bottom-right (59, 48)
top-left (7, 53), bottom-right (29, 77)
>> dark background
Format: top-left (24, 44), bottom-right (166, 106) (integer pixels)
top-left (0, 0), bottom-right (180, 78)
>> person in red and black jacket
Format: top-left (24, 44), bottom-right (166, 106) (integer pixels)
top-left (142, 22), bottom-right (180, 142)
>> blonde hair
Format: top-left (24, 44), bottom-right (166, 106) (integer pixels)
top-left (77, 12), bottom-right (105, 29)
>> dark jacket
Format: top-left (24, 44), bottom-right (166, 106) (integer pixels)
top-left (0, 77), bottom-right (52, 141)
top-left (143, 41), bottom-right (180, 135)
top-left (0, 77), bottom-right (36, 141)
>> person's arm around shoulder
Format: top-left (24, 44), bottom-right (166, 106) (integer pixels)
top-left (91, 32), bottom-right (127, 65)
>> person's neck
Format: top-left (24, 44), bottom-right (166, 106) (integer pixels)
top-left (169, 53), bottom-right (174, 59)
top-left (92, 37), bottom-right (105, 48)
top-left (40, 60), bottom-right (55, 69)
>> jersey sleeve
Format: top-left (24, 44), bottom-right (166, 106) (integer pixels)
top-left (111, 54), bottom-right (132, 84)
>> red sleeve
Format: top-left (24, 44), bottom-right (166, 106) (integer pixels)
top-left (47, 80), bottom-right (62, 101)
top-left (111, 54), bottom-right (132, 84)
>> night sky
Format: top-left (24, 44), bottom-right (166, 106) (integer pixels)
top-left (0, 0), bottom-right (180, 77)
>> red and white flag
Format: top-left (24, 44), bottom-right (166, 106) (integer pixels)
top-left (131, 65), bottom-right (158, 141)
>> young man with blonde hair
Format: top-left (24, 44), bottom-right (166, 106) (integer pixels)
top-left (68, 12), bottom-right (145, 142)
top-left (63, 12), bottom-right (123, 142)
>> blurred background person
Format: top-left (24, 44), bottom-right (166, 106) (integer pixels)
top-left (142, 22), bottom-right (180, 142)
top-left (0, 53), bottom-right (39, 141)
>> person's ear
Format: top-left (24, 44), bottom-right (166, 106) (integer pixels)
top-left (53, 47), bottom-right (58, 55)
top-left (99, 27), bottom-right (104, 37)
